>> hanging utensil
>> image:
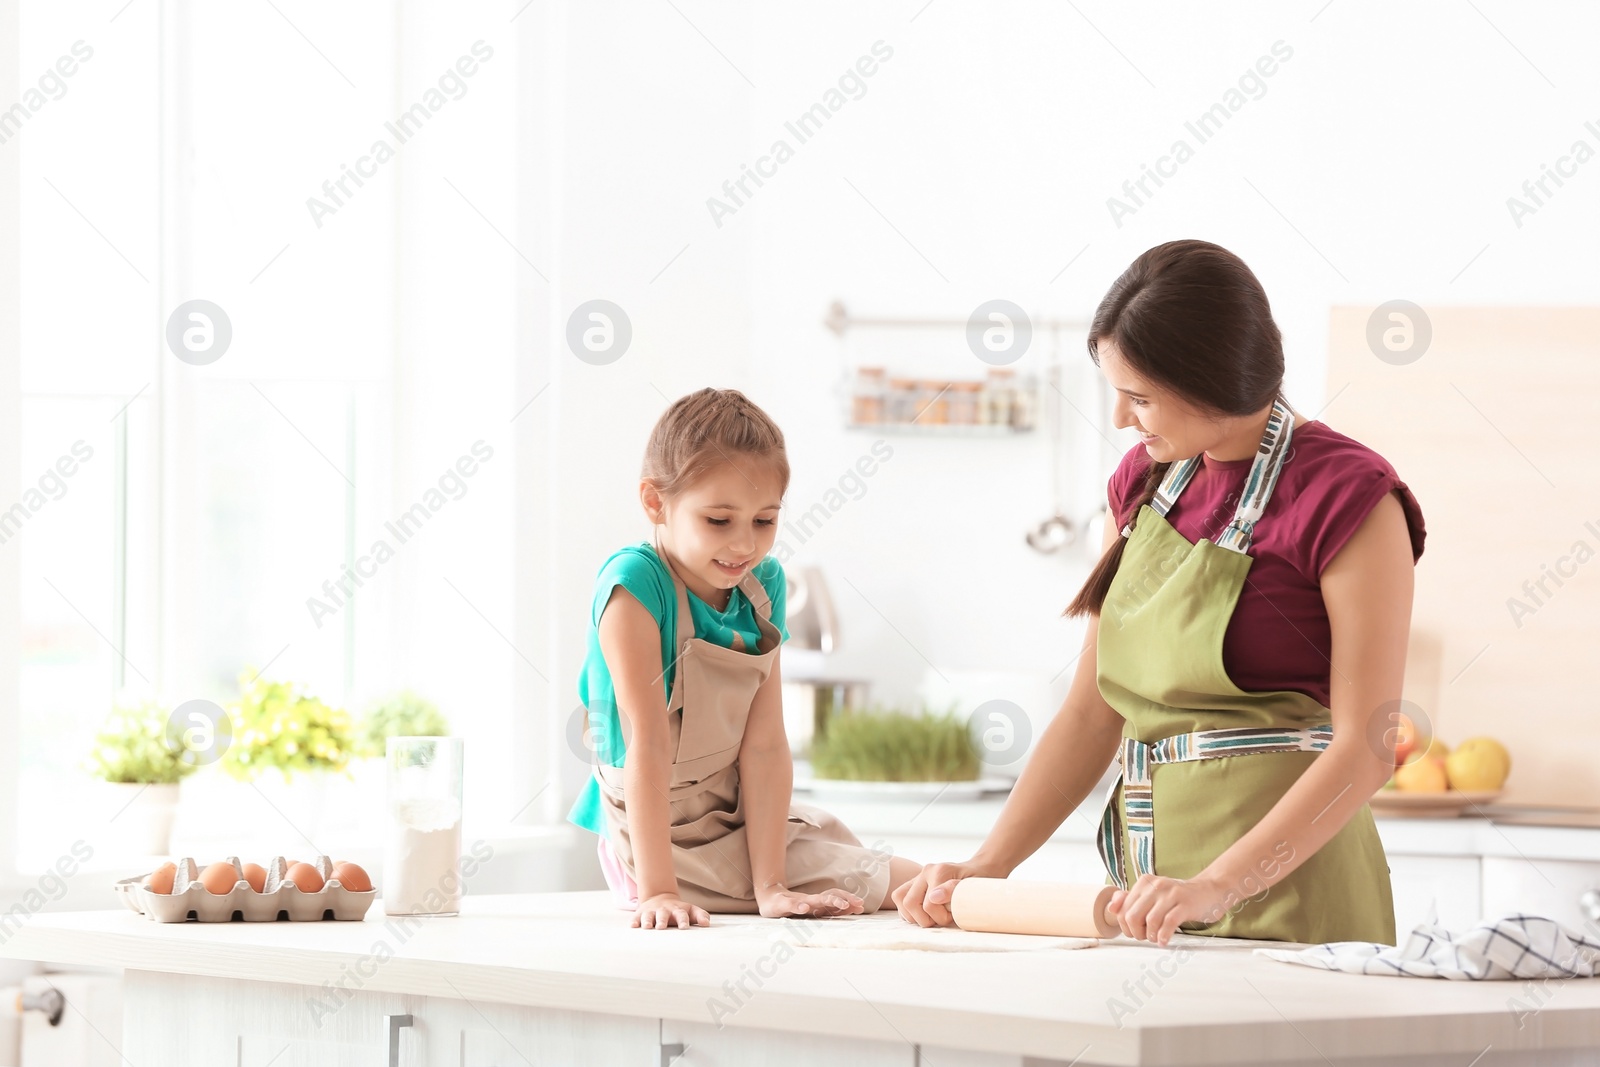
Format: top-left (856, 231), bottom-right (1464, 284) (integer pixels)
top-left (1026, 327), bottom-right (1079, 554)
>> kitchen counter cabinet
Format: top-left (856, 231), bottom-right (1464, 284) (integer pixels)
top-left (122, 970), bottom-right (662, 1066)
top-left (126, 970), bottom-right (956, 1067)
top-left (7, 892), bottom-right (1600, 1066)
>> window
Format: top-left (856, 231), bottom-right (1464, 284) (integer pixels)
top-left (14, 1), bottom-right (521, 870)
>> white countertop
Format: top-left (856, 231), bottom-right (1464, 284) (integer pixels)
top-left (6, 892), bottom-right (1600, 1064)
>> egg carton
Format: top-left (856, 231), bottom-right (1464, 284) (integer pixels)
top-left (113, 855), bottom-right (377, 922)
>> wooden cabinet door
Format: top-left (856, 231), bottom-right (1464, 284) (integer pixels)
top-left (662, 1018), bottom-right (915, 1066)
top-left (416, 994), bottom-right (658, 1066)
top-left (123, 970), bottom-right (402, 1064)
top-left (123, 970), bottom-right (660, 1066)
top-left (1483, 856), bottom-right (1600, 930)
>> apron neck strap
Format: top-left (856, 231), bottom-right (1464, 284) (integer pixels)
top-left (652, 531), bottom-right (699, 650)
top-left (650, 533), bottom-right (775, 651)
top-left (740, 571), bottom-right (773, 617)
top-left (1141, 396), bottom-right (1296, 555)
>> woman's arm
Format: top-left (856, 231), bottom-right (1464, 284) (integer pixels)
top-left (968, 596), bottom-right (1126, 876)
top-left (597, 586), bottom-right (708, 928)
top-left (1197, 490), bottom-right (1413, 893)
top-left (740, 656), bottom-right (865, 917)
top-left (896, 502), bottom-right (1127, 926)
top-left (1119, 490), bottom-right (1415, 943)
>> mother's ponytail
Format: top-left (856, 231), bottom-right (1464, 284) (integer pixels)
top-left (1064, 458), bottom-right (1170, 618)
top-left (1064, 239), bottom-right (1287, 618)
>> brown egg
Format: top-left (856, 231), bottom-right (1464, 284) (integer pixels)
top-left (283, 862), bottom-right (325, 893)
top-left (329, 862), bottom-right (371, 892)
top-left (145, 862), bottom-right (176, 895)
top-left (242, 863), bottom-right (267, 893)
top-left (200, 861), bottom-right (242, 895)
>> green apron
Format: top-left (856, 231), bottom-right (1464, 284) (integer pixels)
top-left (1094, 397), bottom-right (1396, 945)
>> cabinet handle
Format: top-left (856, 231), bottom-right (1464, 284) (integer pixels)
top-left (386, 1013), bottom-right (414, 1067)
top-left (17, 988), bottom-right (64, 1027)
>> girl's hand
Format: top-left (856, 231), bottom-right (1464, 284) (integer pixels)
top-left (1105, 873), bottom-right (1229, 946)
top-left (633, 892), bottom-right (711, 930)
top-left (755, 885), bottom-right (864, 919)
top-left (892, 859), bottom-right (1000, 928)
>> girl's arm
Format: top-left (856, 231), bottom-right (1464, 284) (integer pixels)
top-left (737, 656), bottom-right (791, 896)
top-left (597, 586), bottom-right (707, 928)
top-left (739, 656), bottom-right (863, 917)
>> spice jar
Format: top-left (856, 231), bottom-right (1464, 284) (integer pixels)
top-left (888, 378), bottom-right (918, 423)
top-left (1010, 373), bottom-right (1038, 430)
top-left (981, 368), bottom-right (1015, 427)
top-left (919, 380), bottom-right (950, 425)
top-left (948, 381), bottom-right (980, 425)
top-left (851, 366), bottom-right (886, 426)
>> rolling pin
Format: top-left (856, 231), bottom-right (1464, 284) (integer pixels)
top-left (950, 878), bottom-right (1121, 938)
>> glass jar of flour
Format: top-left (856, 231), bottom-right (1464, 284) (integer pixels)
top-left (383, 737), bottom-right (464, 916)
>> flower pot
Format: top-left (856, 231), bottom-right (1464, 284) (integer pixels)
top-left (108, 782), bottom-right (180, 855)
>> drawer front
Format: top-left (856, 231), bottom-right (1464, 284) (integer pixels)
top-left (1482, 855), bottom-right (1600, 931)
top-left (1386, 854), bottom-right (1482, 932)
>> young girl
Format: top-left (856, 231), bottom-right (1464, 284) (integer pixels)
top-left (566, 387), bottom-right (922, 929)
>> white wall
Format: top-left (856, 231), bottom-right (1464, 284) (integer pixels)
top-left (3, 0), bottom-right (1595, 875)
top-left (526, 1), bottom-right (759, 808)
top-left (1, 0), bottom-right (23, 878)
top-left (523, 0), bottom-right (1600, 820)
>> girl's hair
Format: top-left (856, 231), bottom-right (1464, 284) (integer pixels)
top-left (642, 387), bottom-right (790, 499)
top-left (1064, 239), bottom-right (1287, 619)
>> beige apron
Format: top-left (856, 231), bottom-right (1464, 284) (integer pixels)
top-left (593, 543), bottom-right (892, 914)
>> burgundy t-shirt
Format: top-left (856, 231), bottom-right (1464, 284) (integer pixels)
top-left (1107, 419), bottom-right (1426, 709)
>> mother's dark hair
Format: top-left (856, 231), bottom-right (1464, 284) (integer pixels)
top-left (1064, 239), bottom-right (1288, 618)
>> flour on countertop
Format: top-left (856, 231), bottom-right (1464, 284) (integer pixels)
top-left (699, 913), bottom-right (1098, 953)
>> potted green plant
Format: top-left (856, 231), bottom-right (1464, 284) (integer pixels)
top-left (355, 689), bottom-right (450, 758)
top-left (86, 698), bottom-right (197, 854)
top-left (808, 703), bottom-right (980, 795)
top-left (224, 672), bottom-right (357, 841)
top-left (223, 673), bottom-right (356, 781)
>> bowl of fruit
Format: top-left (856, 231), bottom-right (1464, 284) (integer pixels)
top-left (1369, 715), bottom-right (1510, 818)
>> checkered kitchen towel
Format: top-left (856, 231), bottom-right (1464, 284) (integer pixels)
top-left (1255, 910), bottom-right (1600, 979)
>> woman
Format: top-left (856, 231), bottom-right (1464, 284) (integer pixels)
top-left (894, 239), bottom-right (1426, 946)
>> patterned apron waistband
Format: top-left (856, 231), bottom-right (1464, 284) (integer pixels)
top-left (1096, 724), bottom-right (1333, 890)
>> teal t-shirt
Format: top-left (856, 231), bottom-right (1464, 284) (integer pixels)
top-left (565, 543), bottom-right (791, 835)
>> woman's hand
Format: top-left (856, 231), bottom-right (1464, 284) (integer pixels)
top-left (755, 885), bottom-right (864, 919)
top-left (632, 892), bottom-right (711, 930)
top-left (892, 859), bottom-right (1000, 928)
top-left (1106, 873), bottom-right (1229, 946)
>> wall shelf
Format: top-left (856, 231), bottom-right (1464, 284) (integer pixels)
top-left (823, 300), bottom-right (1090, 336)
